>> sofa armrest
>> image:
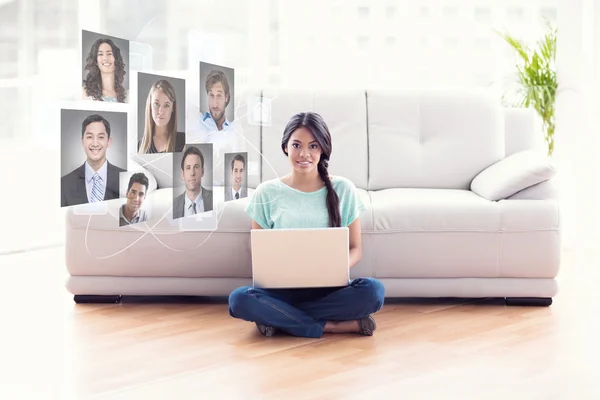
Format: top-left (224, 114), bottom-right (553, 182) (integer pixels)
top-left (470, 149), bottom-right (556, 201)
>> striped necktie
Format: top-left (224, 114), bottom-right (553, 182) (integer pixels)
top-left (91, 173), bottom-right (105, 202)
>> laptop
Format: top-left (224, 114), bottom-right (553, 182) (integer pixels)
top-left (250, 227), bottom-right (350, 289)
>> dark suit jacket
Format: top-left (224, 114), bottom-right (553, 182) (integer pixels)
top-left (61, 161), bottom-right (126, 207)
top-left (172, 187), bottom-right (213, 219)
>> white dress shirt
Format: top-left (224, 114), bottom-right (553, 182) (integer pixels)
top-left (184, 189), bottom-right (204, 216)
top-left (231, 187), bottom-right (241, 200)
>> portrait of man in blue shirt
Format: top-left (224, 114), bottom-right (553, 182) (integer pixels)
top-left (201, 69), bottom-right (231, 132)
top-left (195, 66), bottom-right (246, 187)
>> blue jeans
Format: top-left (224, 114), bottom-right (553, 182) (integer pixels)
top-left (228, 277), bottom-right (385, 338)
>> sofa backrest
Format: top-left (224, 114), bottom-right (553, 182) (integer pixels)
top-left (366, 90), bottom-right (506, 190)
top-left (257, 89), bottom-right (509, 190)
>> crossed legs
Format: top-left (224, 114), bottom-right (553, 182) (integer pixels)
top-left (228, 277), bottom-right (385, 338)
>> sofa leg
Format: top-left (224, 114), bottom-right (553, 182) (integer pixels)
top-left (505, 297), bottom-right (552, 307)
top-left (74, 295), bottom-right (121, 304)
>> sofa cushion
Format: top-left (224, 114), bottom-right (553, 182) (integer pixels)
top-left (366, 189), bottom-right (560, 279)
top-left (260, 89), bottom-right (369, 189)
top-left (367, 90), bottom-right (505, 190)
top-left (471, 149), bottom-right (556, 201)
top-left (369, 188), bottom-right (558, 232)
top-left (367, 229), bottom-right (560, 279)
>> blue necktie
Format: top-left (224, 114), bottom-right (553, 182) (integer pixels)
top-left (91, 173), bottom-right (104, 202)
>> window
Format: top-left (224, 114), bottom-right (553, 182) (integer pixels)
top-left (358, 7), bottom-right (369, 19)
top-left (444, 37), bottom-right (458, 48)
top-left (443, 7), bottom-right (458, 18)
top-left (0, 43), bottom-right (17, 78)
top-left (357, 36), bottom-right (369, 49)
top-left (0, 0), bottom-right (80, 253)
top-left (474, 7), bottom-right (491, 22)
top-left (269, 73), bottom-right (280, 85)
top-left (475, 37), bottom-right (490, 47)
top-left (0, 88), bottom-right (18, 139)
top-left (507, 7), bottom-right (524, 21)
top-left (385, 6), bottom-right (396, 18)
top-left (270, 37), bottom-right (279, 66)
top-left (540, 7), bottom-right (557, 22)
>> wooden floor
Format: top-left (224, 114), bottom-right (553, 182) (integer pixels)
top-left (1, 247), bottom-right (599, 399)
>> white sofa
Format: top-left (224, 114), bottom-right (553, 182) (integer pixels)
top-left (65, 89), bottom-right (560, 306)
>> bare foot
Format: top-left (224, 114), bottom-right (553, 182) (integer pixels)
top-left (323, 320), bottom-right (360, 334)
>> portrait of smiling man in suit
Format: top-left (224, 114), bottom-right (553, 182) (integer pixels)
top-left (61, 112), bottom-right (127, 207)
top-left (224, 152), bottom-right (248, 202)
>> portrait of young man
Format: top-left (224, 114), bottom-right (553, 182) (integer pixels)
top-left (61, 113), bottom-right (126, 207)
top-left (172, 145), bottom-right (213, 219)
top-left (224, 153), bottom-right (248, 202)
top-left (199, 64), bottom-right (234, 133)
top-left (119, 172), bottom-right (149, 227)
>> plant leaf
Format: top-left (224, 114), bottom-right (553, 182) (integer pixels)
top-left (498, 22), bottom-right (557, 156)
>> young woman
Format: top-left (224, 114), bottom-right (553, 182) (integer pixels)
top-left (228, 111), bottom-right (385, 338)
top-left (82, 38), bottom-right (128, 103)
top-left (138, 80), bottom-right (185, 154)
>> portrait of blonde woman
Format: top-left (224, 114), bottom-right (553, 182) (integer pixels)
top-left (138, 79), bottom-right (185, 154)
top-left (81, 37), bottom-right (129, 103)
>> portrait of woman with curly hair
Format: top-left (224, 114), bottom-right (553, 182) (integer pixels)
top-left (81, 36), bottom-right (129, 103)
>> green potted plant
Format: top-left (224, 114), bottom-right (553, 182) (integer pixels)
top-left (497, 21), bottom-right (557, 156)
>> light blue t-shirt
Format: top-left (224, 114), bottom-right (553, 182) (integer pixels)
top-left (245, 175), bottom-right (365, 229)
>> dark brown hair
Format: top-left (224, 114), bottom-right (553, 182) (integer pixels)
top-left (83, 38), bottom-right (127, 102)
top-left (281, 112), bottom-right (341, 227)
top-left (181, 146), bottom-right (204, 170)
top-left (231, 154), bottom-right (245, 170)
